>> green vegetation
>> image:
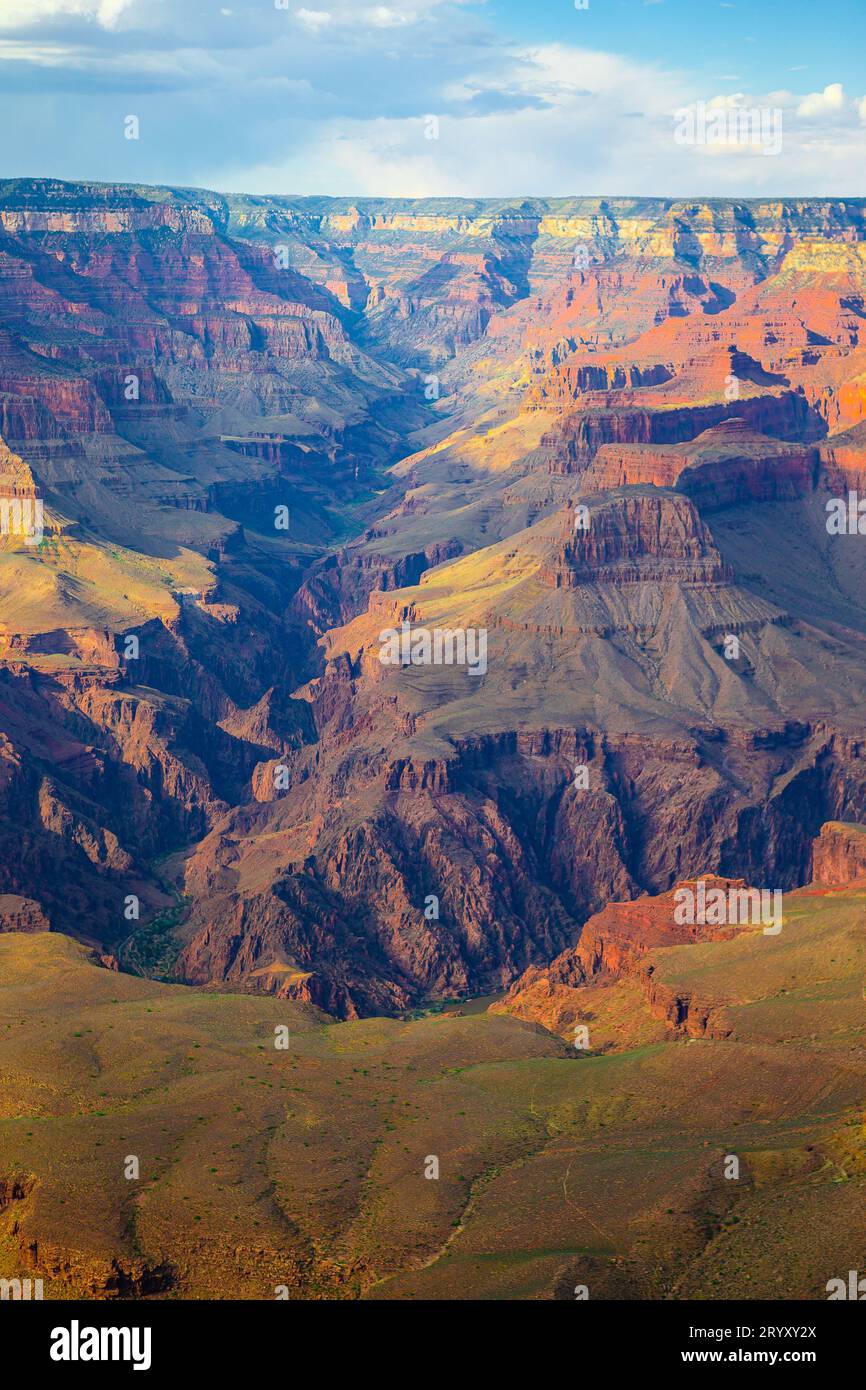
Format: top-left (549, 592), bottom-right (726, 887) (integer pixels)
top-left (117, 895), bottom-right (190, 980)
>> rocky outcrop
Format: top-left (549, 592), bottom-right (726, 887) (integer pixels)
top-left (818, 422), bottom-right (866, 492)
top-left (18, 1238), bottom-right (176, 1299)
top-left (584, 419), bottom-right (819, 507)
top-left (544, 391), bottom-right (821, 471)
top-left (0, 628), bottom-right (121, 666)
top-left (811, 820), bottom-right (866, 886)
top-left (293, 539), bottom-right (464, 634)
top-left (172, 713), bottom-right (866, 1016)
top-left (0, 894), bottom-right (50, 932)
top-left (500, 873), bottom-right (741, 984)
top-left (636, 960), bottom-right (734, 1040)
top-left (495, 876), bottom-right (747, 1041)
top-left (541, 491), bottom-right (731, 587)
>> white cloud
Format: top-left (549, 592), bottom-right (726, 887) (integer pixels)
top-left (0, 38), bottom-right (77, 61)
top-left (219, 51), bottom-right (866, 198)
top-left (292, 0), bottom-right (462, 30)
top-left (364, 6), bottom-right (412, 26)
top-left (797, 82), bottom-right (845, 118)
top-left (0, 0), bottom-right (862, 199)
top-left (296, 8), bottom-right (332, 30)
top-left (0, 0), bottom-right (134, 27)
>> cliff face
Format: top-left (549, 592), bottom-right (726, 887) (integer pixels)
top-left (1, 182), bottom-right (866, 1012)
top-left (584, 419), bottom-right (819, 506)
top-left (170, 714), bottom-right (866, 1015)
top-left (540, 491), bottom-right (732, 587)
top-left (542, 391), bottom-right (821, 473)
top-left (811, 820), bottom-right (866, 886)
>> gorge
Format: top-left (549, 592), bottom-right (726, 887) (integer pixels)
top-left (2, 185), bottom-right (866, 1015)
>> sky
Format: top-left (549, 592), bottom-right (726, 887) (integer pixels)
top-left (0, 0), bottom-right (864, 198)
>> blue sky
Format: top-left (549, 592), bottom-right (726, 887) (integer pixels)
top-left (493, 0), bottom-right (866, 96)
top-left (0, 0), bottom-right (864, 197)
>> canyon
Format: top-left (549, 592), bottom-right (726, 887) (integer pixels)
top-left (0, 184), bottom-right (866, 1017)
top-left (1, 181), bottom-right (866, 1300)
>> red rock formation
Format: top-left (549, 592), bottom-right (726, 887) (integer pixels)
top-left (494, 876), bottom-right (749, 1040)
top-left (543, 391), bottom-right (819, 472)
top-left (818, 422), bottom-right (866, 492)
top-left (0, 894), bottom-right (50, 932)
top-left (504, 876), bottom-right (743, 990)
top-left (811, 821), bottom-right (866, 886)
top-left (584, 418), bottom-right (818, 507)
top-left (541, 491), bottom-right (731, 587)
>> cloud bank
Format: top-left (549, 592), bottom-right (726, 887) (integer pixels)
top-left (0, 0), bottom-right (863, 196)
